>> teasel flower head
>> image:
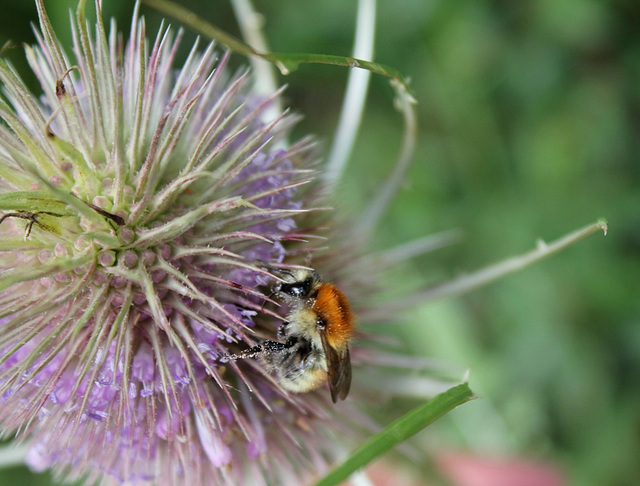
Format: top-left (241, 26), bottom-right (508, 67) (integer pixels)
top-left (0, 1), bottom-right (388, 484)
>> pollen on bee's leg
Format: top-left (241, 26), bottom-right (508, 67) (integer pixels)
top-left (220, 340), bottom-right (290, 362)
top-left (261, 340), bottom-right (290, 354)
top-left (220, 344), bottom-right (264, 362)
top-left (276, 322), bottom-right (290, 340)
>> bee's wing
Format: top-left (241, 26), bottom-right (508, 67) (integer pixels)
top-left (320, 333), bottom-right (352, 403)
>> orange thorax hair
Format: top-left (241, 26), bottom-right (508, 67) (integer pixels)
top-left (312, 284), bottom-right (354, 350)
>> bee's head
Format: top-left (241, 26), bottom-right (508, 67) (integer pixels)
top-left (273, 269), bottom-right (320, 299)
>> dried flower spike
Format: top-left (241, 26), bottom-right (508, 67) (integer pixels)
top-left (0, 1), bottom-right (358, 484)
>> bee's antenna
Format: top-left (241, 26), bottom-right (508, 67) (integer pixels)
top-left (256, 259), bottom-right (294, 279)
top-left (255, 258), bottom-right (271, 269)
top-left (259, 289), bottom-right (276, 313)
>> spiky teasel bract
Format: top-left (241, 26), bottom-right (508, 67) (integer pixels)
top-left (0, 1), bottom-right (378, 484)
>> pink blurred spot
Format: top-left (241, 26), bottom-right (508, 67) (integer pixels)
top-left (346, 461), bottom-right (423, 486)
top-left (347, 453), bottom-right (565, 486)
top-left (436, 452), bottom-right (566, 486)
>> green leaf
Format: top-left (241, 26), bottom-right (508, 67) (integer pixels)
top-left (315, 382), bottom-right (475, 486)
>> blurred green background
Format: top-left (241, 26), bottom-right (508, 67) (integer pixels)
top-left (0, 1), bottom-right (637, 485)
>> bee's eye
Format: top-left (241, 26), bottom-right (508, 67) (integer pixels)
top-left (278, 277), bottom-right (312, 298)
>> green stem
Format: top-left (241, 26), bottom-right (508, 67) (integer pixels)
top-left (389, 219), bottom-right (609, 310)
top-left (142, 0), bottom-right (410, 88)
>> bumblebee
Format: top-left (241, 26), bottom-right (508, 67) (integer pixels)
top-left (225, 268), bottom-right (354, 402)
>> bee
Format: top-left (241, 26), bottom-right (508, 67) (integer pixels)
top-left (224, 267), bottom-right (354, 403)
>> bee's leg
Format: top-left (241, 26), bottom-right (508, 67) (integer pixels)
top-left (276, 321), bottom-right (289, 340)
top-left (220, 344), bottom-right (263, 361)
top-left (220, 340), bottom-right (292, 362)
